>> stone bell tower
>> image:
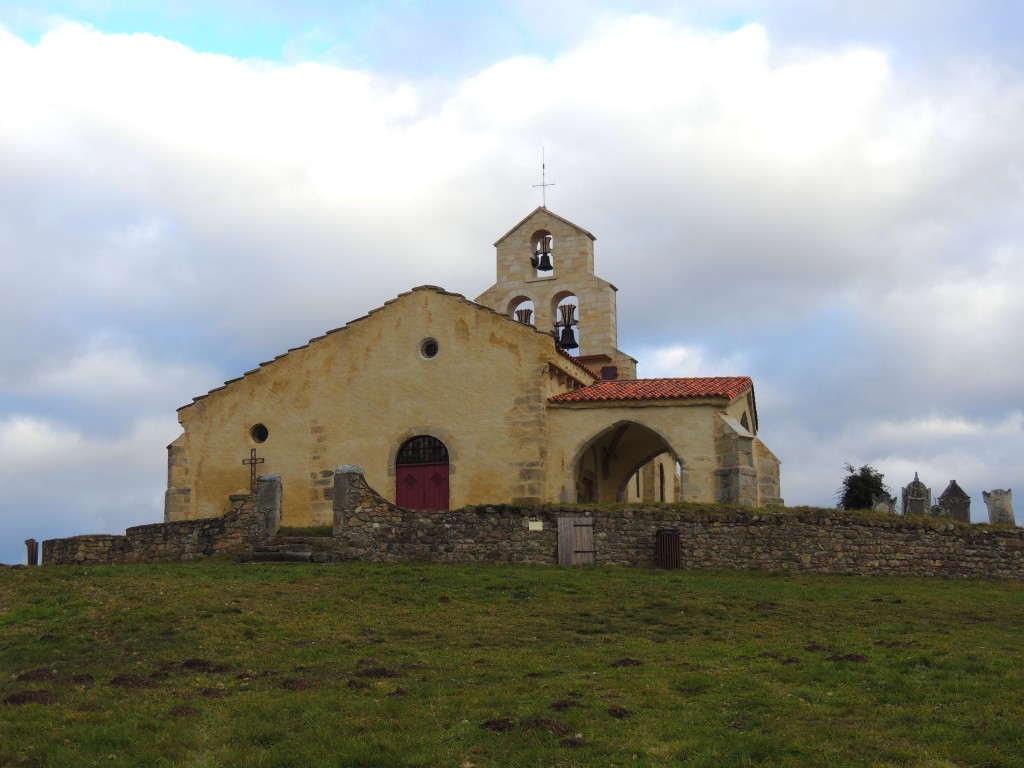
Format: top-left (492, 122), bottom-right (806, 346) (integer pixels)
top-left (476, 207), bottom-right (637, 379)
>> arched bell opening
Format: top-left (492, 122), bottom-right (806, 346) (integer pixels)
top-left (507, 295), bottom-right (536, 326)
top-left (530, 229), bottom-right (554, 276)
top-left (551, 291), bottom-right (580, 353)
top-left (395, 435), bottom-right (450, 511)
top-left (569, 421), bottom-right (678, 504)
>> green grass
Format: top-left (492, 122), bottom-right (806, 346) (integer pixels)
top-left (1, 562), bottom-right (1022, 767)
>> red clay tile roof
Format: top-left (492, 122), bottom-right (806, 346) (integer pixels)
top-left (548, 376), bottom-right (753, 404)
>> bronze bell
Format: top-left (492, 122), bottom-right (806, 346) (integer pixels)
top-left (531, 252), bottom-right (553, 271)
top-left (558, 326), bottom-right (578, 350)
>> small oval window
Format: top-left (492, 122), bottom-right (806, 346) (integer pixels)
top-left (421, 339), bottom-right (439, 359)
top-left (250, 423), bottom-right (269, 443)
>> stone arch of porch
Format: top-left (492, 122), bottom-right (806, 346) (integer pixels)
top-left (567, 419), bottom-right (681, 504)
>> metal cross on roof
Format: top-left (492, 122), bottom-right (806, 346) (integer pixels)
top-left (533, 147), bottom-right (555, 208)
top-left (242, 448), bottom-right (265, 494)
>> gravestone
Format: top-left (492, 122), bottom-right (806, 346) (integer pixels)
top-left (901, 473), bottom-right (931, 517)
top-left (983, 489), bottom-right (1015, 526)
top-left (871, 493), bottom-right (897, 514)
top-left (938, 480), bottom-right (971, 523)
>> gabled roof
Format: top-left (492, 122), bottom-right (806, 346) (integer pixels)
top-left (548, 376), bottom-right (754, 404)
top-left (493, 206), bottom-right (596, 247)
top-left (179, 285), bottom-right (589, 412)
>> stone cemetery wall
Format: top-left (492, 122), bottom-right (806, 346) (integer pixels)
top-left (332, 467), bottom-right (1024, 579)
top-left (43, 475), bottom-right (281, 565)
top-left (39, 468), bottom-right (1024, 579)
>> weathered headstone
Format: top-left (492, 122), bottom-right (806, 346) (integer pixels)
top-left (871, 493), bottom-right (897, 514)
top-left (938, 480), bottom-right (971, 523)
top-left (901, 473), bottom-right (931, 516)
top-left (983, 489), bottom-right (1015, 526)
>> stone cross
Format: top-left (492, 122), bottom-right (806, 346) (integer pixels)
top-left (242, 448), bottom-right (265, 494)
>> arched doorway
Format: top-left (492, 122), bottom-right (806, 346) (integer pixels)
top-left (395, 435), bottom-right (450, 510)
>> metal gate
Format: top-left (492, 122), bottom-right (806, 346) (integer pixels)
top-left (558, 516), bottom-right (595, 566)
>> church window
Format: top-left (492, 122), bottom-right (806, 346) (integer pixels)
top-left (740, 413), bottom-right (750, 431)
top-left (420, 338), bottom-right (439, 359)
top-left (250, 423), bottom-right (269, 443)
top-left (659, 463), bottom-right (666, 502)
top-left (396, 435), bottom-right (449, 465)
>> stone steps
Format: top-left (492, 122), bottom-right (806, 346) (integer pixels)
top-left (252, 535), bottom-right (337, 562)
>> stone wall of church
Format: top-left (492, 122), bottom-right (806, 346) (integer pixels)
top-left (43, 475), bottom-right (281, 565)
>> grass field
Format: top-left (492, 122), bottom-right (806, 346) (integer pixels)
top-left (1, 561), bottom-right (1022, 767)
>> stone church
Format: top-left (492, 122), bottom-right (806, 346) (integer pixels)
top-left (165, 207), bottom-right (783, 526)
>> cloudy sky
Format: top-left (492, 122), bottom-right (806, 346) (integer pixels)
top-left (1, 1), bottom-right (1022, 564)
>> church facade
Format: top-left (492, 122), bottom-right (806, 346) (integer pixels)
top-left (165, 207), bottom-right (782, 525)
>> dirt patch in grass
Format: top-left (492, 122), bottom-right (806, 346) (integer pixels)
top-left (110, 673), bottom-right (159, 689)
top-left (201, 688), bottom-right (227, 698)
top-left (523, 717), bottom-right (572, 734)
top-left (346, 679), bottom-right (370, 690)
top-left (481, 718), bottom-right (515, 733)
top-left (805, 642), bottom-right (830, 652)
top-left (169, 704), bottom-right (198, 717)
top-left (70, 673), bottom-right (95, 685)
top-left (280, 678), bottom-right (313, 691)
top-left (353, 667), bottom-right (400, 678)
top-left (4, 689), bottom-right (58, 705)
top-left (830, 653), bottom-right (869, 663)
top-left (182, 658), bottom-right (236, 674)
top-left (387, 687), bottom-right (409, 697)
top-left (560, 735), bottom-right (587, 748)
top-left (16, 668), bottom-right (56, 682)
top-left (610, 658), bottom-right (643, 668)
top-left (874, 640), bottom-right (920, 648)
top-left (607, 706), bottom-right (632, 718)
top-left (551, 699), bottom-right (583, 711)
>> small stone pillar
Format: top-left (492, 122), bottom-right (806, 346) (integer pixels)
top-left (333, 465), bottom-right (365, 536)
top-left (983, 489), bottom-right (1015, 526)
top-left (25, 538), bottom-right (38, 566)
top-left (254, 473), bottom-right (282, 542)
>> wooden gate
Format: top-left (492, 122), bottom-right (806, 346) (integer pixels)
top-left (396, 462), bottom-right (449, 511)
top-left (558, 516), bottom-right (595, 566)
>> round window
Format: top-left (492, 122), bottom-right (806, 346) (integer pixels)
top-left (250, 423), bottom-right (269, 443)
top-left (420, 339), bottom-right (439, 359)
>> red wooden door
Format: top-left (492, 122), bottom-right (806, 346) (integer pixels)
top-left (396, 462), bottom-right (449, 510)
